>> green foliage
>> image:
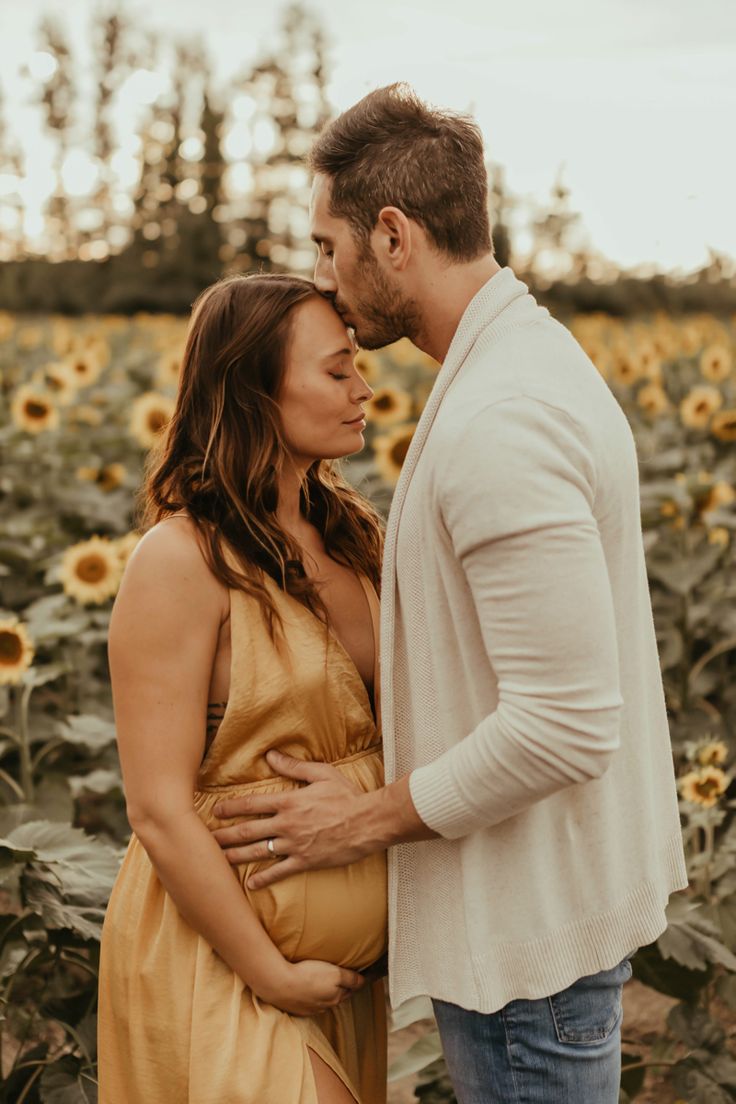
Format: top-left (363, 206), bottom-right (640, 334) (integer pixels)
top-left (0, 819), bottom-right (118, 1100)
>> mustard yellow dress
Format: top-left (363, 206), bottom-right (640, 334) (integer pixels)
top-left (98, 572), bottom-right (388, 1104)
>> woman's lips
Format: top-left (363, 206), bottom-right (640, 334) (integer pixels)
top-left (343, 414), bottom-right (366, 427)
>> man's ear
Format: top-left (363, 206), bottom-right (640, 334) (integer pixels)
top-left (373, 206), bottom-right (412, 271)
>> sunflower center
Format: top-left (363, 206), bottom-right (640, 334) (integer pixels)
top-left (147, 410), bottom-right (168, 433)
top-left (76, 554), bottom-right (109, 583)
top-left (390, 437), bottom-right (412, 466)
top-left (24, 399), bottom-right (50, 420)
top-left (374, 395), bottom-right (394, 412)
top-left (0, 631), bottom-right (22, 664)
top-left (695, 777), bottom-right (721, 798)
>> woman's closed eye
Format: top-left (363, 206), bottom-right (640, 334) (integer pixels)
top-left (329, 372), bottom-right (349, 381)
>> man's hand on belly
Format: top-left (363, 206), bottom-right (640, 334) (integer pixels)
top-left (211, 750), bottom-right (437, 890)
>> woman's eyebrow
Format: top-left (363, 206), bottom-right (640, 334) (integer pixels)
top-left (321, 347), bottom-right (353, 363)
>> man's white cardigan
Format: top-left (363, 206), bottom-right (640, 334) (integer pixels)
top-left (381, 267), bottom-right (689, 1014)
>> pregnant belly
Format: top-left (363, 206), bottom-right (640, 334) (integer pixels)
top-left (234, 747), bottom-right (387, 971)
top-left (243, 850), bottom-right (388, 971)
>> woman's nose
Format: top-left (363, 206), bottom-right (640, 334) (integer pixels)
top-left (354, 376), bottom-right (373, 403)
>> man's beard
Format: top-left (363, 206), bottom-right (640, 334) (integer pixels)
top-left (338, 247), bottom-right (423, 351)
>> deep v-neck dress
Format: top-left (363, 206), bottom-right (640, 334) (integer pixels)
top-left (98, 569), bottom-right (387, 1104)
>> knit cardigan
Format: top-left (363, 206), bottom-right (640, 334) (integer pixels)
top-left (380, 267), bottom-right (689, 1014)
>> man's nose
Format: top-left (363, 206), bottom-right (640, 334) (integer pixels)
top-left (314, 254), bottom-right (337, 295)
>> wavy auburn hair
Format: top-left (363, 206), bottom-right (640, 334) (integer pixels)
top-left (139, 273), bottom-right (383, 633)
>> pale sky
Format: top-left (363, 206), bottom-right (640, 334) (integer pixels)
top-left (1, 0), bottom-right (735, 273)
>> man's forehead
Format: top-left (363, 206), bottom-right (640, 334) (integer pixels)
top-left (309, 174), bottom-right (337, 236)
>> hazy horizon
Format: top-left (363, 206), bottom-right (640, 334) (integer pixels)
top-left (1, 0), bottom-right (734, 274)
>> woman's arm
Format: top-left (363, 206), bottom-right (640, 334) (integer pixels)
top-left (108, 519), bottom-right (363, 1013)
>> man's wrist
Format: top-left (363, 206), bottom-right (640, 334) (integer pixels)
top-left (353, 774), bottom-right (439, 855)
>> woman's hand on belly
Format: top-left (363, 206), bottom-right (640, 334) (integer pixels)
top-left (260, 959), bottom-right (366, 1017)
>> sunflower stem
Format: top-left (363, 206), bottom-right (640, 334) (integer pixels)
top-left (698, 820), bottom-right (715, 899)
top-left (679, 589), bottom-right (691, 710)
top-left (17, 680), bottom-right (35, 805)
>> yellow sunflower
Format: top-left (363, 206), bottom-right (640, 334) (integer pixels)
top-left (650, 328), bottom-right (678, 361)
top-left (365, 386), bottom-right (413, 426)
top-left (76, 463), bottom-right (127, 493)
top-left (711, 410), bottom-right (736, 442)
top-left (10, 385), bottom-right (60, 434)
top-left (699, 344), bottom-right (732, 383)
top-left (696, 740), bottom-right (729, 767)
top-left (610, 350), bottom-right (643, 388)
top-left (700, 481), bottom-right (736, 514)
top-left (129, 392), bottom-right (176, 449)
top-left (51, 320), bottom-right (75, 357)
top-left (80, 334), bottom-right (111, 368)
top-left (60, 537), bottom-right (123, 605)
top-left (679, 766), bottom-right (729, 808)
top-left (680, 386), bottom-right (723, 429)
top-left (374, 424), bottom-right (416, 486)
top-left (637, 383), bottom-right (670, 416)
top-left (679, 322), bottom-right (703, 356)
top-left (0, 617), bottom-right (35, 686)
top-left (584, 341), bottom-right (612, 379)
top-left (64, 348), bottom-right (103, 389)
top-left (708, 527), bottom-right (729, 547)
top-left (116, 531), bottom-right (143, 567)
top-left (33, 361), bottom-right (78, 406)
top-left (632, 341), bottom-right (662, 381)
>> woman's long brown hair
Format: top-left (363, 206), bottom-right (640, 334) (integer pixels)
top-left (139, 273), bottom-right (383, 634)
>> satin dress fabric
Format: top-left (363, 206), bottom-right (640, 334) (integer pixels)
top-left (98, 570), bottom-right (388, 1103)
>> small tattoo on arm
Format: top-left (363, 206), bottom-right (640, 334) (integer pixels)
top-left (206, 701), bottom-right (228, 739)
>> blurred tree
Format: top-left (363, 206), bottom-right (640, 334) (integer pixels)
top-left (231, 1), bottom-right (331, 274)
top-left (0, 83), bottom-right (24, 261)
top-left (195, 87), bottom-right (227, 260)
top-left (36, 16), bottom-right (76, 259)
top-left (86, 8), bottom-right (137, 253)
top-left (488, 162), bottom-right (513, 269)
top-left (108, 42), bottom-right (224, 311)
top-left (526, 168), bottom-right (595, 285)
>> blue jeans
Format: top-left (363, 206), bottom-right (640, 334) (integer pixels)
top-left (432, 957), bottom-right (633, 1104)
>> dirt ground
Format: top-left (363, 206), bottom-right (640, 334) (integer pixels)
top-left (387, 979), bottom-right (736, 1103)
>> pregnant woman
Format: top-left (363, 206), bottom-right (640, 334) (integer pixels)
top-left (97, 273), bottom-right (388, 1103)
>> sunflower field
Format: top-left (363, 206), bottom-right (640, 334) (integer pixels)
top-left (1, 307), bottom-right (736, 1103)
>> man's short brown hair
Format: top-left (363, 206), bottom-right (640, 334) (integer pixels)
top-left (309, 83), bottom-right (492, 262)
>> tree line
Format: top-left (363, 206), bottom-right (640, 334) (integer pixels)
top-left (0, 3), bottom-right (734, 316)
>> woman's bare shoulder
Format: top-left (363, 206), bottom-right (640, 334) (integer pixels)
top-left (117, 514), bottom-right (228, 615)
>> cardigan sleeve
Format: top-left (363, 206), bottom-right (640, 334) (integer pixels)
top-left (408, 395), bottom-right (625, 839)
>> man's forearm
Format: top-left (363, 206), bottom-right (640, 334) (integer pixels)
top-left (353, 773), bottom-right (440, 854)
